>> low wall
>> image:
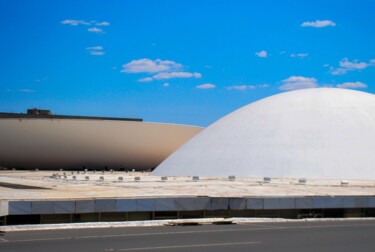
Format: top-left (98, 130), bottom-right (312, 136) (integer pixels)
top-left (2, 196), bottom-right (375, 217)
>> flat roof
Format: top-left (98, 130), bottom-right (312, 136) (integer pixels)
top-left (0, 112), bottom-right (143, 122)
top-left (0, 171), bottom-right (374, 201)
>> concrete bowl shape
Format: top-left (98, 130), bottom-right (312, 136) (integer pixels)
top-left (0, 119), bottom-right (202, 170)
top-left (153, 88), bottom-right (375, 180)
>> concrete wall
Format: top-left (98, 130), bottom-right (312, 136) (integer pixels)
top-left (2, 196), bottom-right (375, 216)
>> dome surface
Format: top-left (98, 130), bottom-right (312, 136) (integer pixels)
top-left (153, 88), bottom-right (375, 180)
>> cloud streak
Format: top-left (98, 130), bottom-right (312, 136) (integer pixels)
top-left (123, 58), bottom-right (202, 82)
top-left (61, 19), bottom-right (110, 33)
top-left (95, 21), bottom-right (110, 26)
top-left (227, 84), bottom-right (269, 91)
top-left (279, 76), bottom-right (318, 90)
top-left (196, 83), bottom-right (216, 89)
top-left (279, 76), bottom-right (367, 90)
top-left (330, 58), bottom-right (373, 75)
top-left (301, 20), bottom-right (336, 28)
top-left (152, 72), bottom-right (201, 80)
top-left (122, 59), bottom-right (182, 73)
top-left (88, 27), bottom-right (103, 33)
top-left (290, 53), bottom-right (309, 59)
top-left (6, 89), bottom-right (36, 93)
top-left (336, 81), bottom-right (367, 89)
top-left (86, 46), bottom-right (105, 56)
top-left (255, 50), bottom-right (268, 58)
top-left (61, 20), bottom-right (91, 26)
top-left (18, 89), bottom-right (35, 93)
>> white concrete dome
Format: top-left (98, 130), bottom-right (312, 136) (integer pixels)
top-left (153, 88), bottom-right (375, 180)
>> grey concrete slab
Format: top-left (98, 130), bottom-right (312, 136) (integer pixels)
top-left (76, 200), bottom-right (95, 213)
top-left (31, 201), bottom-right (54, 214)
top-left (211, 198), bottom-right (229, 210)
top-left (54, 201), bottom-right (76, 214)
top-left (136, 198), bottom-right (156, 211)
top-left (9, 201), bottom-right (32, 215)
top-left (0, 201), bottom-right (8, 216)
top-left (229, 198), bottom-right (247, 210)
top-left (155, 198), bottom-right (175, 211)
top-left (296, 197), bottom-right (314, 209)
top-left (96, 199), bottom-right (117, 212)
top-left (116, 199), bottom-right (137, 212)
top-left (246, 198), bottom-right (263, 209)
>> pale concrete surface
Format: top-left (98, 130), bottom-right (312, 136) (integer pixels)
top-left (0, 171), bottom-right (375, 201)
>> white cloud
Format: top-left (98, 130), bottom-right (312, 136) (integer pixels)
top-left (123, 58), bottom-right (202, 82)
top-left (89, 51), bottom-right (105, 56)
top-left (279, 77), bottom-right (367, 90)
top-left (61, 20), bottom-right (110, 27)
top-left (86, 46), bottom-right (105, 56)
top-left (152, 71), bottom-right (201, 80)
top-left (290, 53), bottom-right (309, 58)
top-left (330, 68), bottom-right (347, 75)
top-left (227, 85), bottom-right (255, 91)
top-left (34, 77), bottom-right (48, 82)
top-left (62, 20), bottom-right (110, 33)
top-left (336, 81), bottom-right (367, 89)
top-left (331, 58), bottom-right (371, 75)
top-left (196, 83), bottom-right (216, 89)
top-left (255, 50), bottom-right (268, 58)
top-left (88, 27), bottom-right (103, 33)
top-left (279, 76), bottom-right (318, 90)
top-left (18, 89), bottom-right (35, 93)
top-left (227, 85), bottom-right (248, 91)
top-left (95, 21), bottom-right (110, 26)
top-left (301, 20), bottom-right (336, 28)
top-left (138, 77), bottom-right (153, 82)
top-left (227, 84), bottom-right (269, 91)
top-left (122, 59), bottom-right (182, 73)
top-left (370, 59), bottom-right (375, 65)
top-left (86, 46), bottom-right (103, 50)
top-left (339, 58), bottom-right (368, 70)
top-left (61, 19), bottom-right (90, 26)
top-left (163, 83), bottom-right (170, 87)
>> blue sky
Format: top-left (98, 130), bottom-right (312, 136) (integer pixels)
top-left (0, 0), bottom-right (374, 126)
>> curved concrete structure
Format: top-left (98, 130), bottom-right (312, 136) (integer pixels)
top-left (153, 88), bottom-right (375, 180)
top-left (0, 119), bottom-right (202, 170)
